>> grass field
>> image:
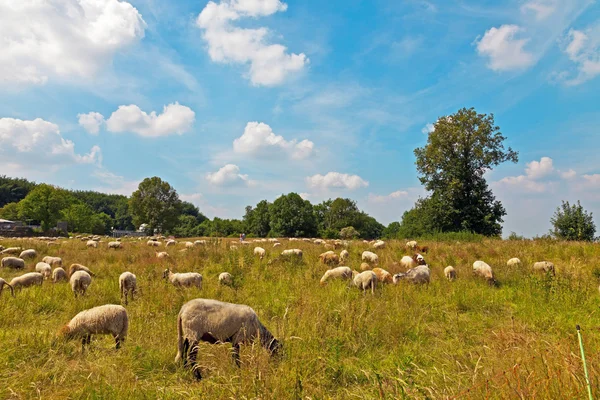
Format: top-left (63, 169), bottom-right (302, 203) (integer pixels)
top-left (1, 237), bottom-right (599, 399)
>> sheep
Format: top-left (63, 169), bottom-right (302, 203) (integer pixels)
top-left (0, 278), bottom-right (15, 297)
top-left (147, 240), bottom-right (161, 247)
top-left (320, 266), bottom-right (353, 285)
top-left (10, 272), bottom-right (44, 290)
top-left (254, 247), bottom-right (266, 260)
top-left (19, 249), bottom-right (37, 259)
top-left (0, 247), bottom-right (22, 255)
top-left (185, 241), bottom-right (194, 249)
top-left (372, 267), bottom-right (393, 283)
top-left (52, 267), bottom-right (68, 283)
top-left (399, 254), bottom-right (426, 270)
top-left (166, 240), bottom-right (177, 247)
top-left (69, 264), bottom-right (95, 277)
top-left (119, 272), bottom-right (137, 305)
top-left (361, 251), bottom-right (379, 265)
top-left (108, 241), bottom-right (122, 249)
top-left (42, 256), bottom-right (62, 268)
top-left (174, 298), bottom-right (281, 379)
top-left (219, 272), bottom-right (233, 286)
top-left (314, 239), bottom-right (325, 245)
top-left (60, 304), bottom-right (128, 350)
top-left (1, 257), bottom-right (25, 269)
top-left (273, 242), bottom-right (281, 247)
top-left (35, 262), bottom-right (52, 279)
top-left (70, 271), bottom-right (92, 297)
top-left (372, 240), bottom-right (385, 249)
top-left (360, 262), bottom-right (371, 271)
top-left (340, 249), bottom-right (349, 262)
top-left (406, 241), bottom-right (418, 250)
top-left (533, 261), bottom-right (555, 275)
top-left (194, 240), bottom-right (207, 246)
top-left (156, 251), bottom-right (169, 259)
top-left (418, 246), bottom-right (429, 254)
top-left (319, 251), bottom-right (339, 266)
top-left (352, 270), bottom-right (377, 294)
top-left (163, 269), bottom-right (202, 289)
top-left (86, 240), bottom-right (98, 248)
top-left (393, 265), bottom-right (431, 285)
top-left (444, 266), bottom-right (457, 281)
top-left (507, 258), bottom-right (522, 268)
top-left (473, 261), bottom-right (496, 285)
top-left (281, 249), bottom-right (303, 258)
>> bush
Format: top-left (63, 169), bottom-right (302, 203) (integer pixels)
top-left (550, 200), bottom-right (596, 241)
top-left (339, 226), bottom-right (359, 240)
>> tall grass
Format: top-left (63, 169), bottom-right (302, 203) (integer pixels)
top-left (0, 237), bottom-right (599, 399)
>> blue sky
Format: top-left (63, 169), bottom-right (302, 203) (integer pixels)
top-left (0, 0), bottom-right (599, 237)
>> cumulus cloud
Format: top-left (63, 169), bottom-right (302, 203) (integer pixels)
top-left (206, 164), bottom-right (251, 186)
top-left (476, 25), bottom-right (534, 71)
top-left (92, 169), bottom-right (140, 195)
top-left (78, 112), bottom-right (105, 135)
top-left (524, 156), bottom-right (554, 179)
top-left (421, 123), bottom-right (434, 135)
top-left (196, 0), bottom-right (308, 86)
top-left (520, 1), bottom-right (556, 20)
top-left (105, 103), bottom-right (195, 137)
top-left (233, 122), bottom-right (314, 160)
top-left (306, 172), bottom-right (369, 191)
top-left (559, 26), bottom-right (600, 85)
top-left (495, 156), bottom-right (577, 193)
top-left (0, 0), bottom-right (146, 86)
top-left (368, 190), bottom-right (409, 203)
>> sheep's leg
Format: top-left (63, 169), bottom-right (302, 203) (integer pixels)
top-left (86, 334), bottom-right (92, 345)
top-left (115, 335), bottom-right (122, 350)
top-left (124, 291), bottom-right (128, 306)
top-left (189, 341), bottom-right (202, 380)
top-left (232, 343), bottom-right (241, 368)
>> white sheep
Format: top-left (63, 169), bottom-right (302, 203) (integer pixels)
top-left (314, 239), bottom-right (325, 245)
top-left (166, 240), bottom-right (177, 247)
top-left (533, 261), bottom-right (555, 275)
top-left (185, 241), bottom-right (194, 249)
top-left (175, 299), bottom-right (281, 379)
top-left (0, 247), bottom-right (22, 255)
top-left (473, 261), bottom-right (496, 285)
top-left (372, 240), bottom-right (385, 249)
top-left (156, 251), bottom-right (169, 259)
top-left (147, 240), bottom-right (161, 247)
top-left (1, 257), bottom-right (25, 269)
top-left (406, 241), bottom-right (418, 250)
top-left (70, 270), bottom-right (92, 297)
top-left (52, 267), bottom-right (68, 283)
top-left (281, 249), bottom-right (303, 258)
top-left (339, 249), bottom-right (349, 262)
top-left (163, 269), bottom-right (202, 289)
top-left (353, 270), bottom-right (377, 294)
top-left (320, 266), bottom-right (353, 285)
top-left (194, 240), bottom-right (207, 246)
top-left (444, 266), bottom-right (457, 281)
top-left (35, 262), bottom-right (52, 279)
top-left (0, 278), bottom-right (15, 297)
top-left (69, 263), bottom-right (95, 277)
top-left (254, 247), bottom-right (266, 260)
top-left (219, 272), bottom-right (233, 286)
top-left (507, 258), bottom-right (522, 268)
top-left (393, 265), bottom-right (431, 285)
top-left (10, 272), bottom-right (44, 290)
top-left (60, 304), bottom-right (128, 349)
top-left (119, 272), bottom-right (137, 305)
top-left (19, 249), bottom-right (37, 259)
top-left (108, 241), bottom-right (122, 249)
top-left (42, 256), bottom-right (62, 268)
top-left (319, 251), bottom-right (340, 266)
top-left (399, 254), bottom-right (426, 269)
top-left (361, 251), bottom-right (379, 265)
top-left (273, 243), bottom-right (281, 247)
top-left (86, 240), bottom-right (98, 248)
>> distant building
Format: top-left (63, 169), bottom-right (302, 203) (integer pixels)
top-left (0, 219), bottom-right (16, 230)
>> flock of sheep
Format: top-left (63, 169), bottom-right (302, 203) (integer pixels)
top-left (0, 236), bottom-right (557, 380)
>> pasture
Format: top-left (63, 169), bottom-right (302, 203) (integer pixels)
top-left (1, 237), bottom-right (599, 399)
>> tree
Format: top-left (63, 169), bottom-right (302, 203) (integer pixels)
top-left (129, 177), bottom-right (182, 234)
top-left (269, 193), bottom-right (317, 237)
top-left (0, 176), bottom-right (36, 208)
top-left (550, 200), bottom-right (596, 241)
top-left (339, 226), bottom-right (359, 239)
top-left (61, 203), bottom-right (96, 233)
top-left (18, 184), bottom-right (69, 230)
top-left (243, 200), bottom-right (271, 237)
top-left (181, 201), bottom-right (208, 224)
top-left (383, 222), bottom-right (401, 239)
top-left (413, 107), bottom-right (518, 236)
top-left (0, 202), bottom-right (20, 221)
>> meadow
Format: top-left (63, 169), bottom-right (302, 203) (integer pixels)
top-left (1, 236), bottom-right (599, 399)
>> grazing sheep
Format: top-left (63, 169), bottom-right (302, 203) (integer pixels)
top-left (108, 241), bottom-right (122, 249)
top-left (35, 262), bottom-right (52, 279)
top-left (52, 267), bottom-right (68, 283)
top-left (406, 241), bottom-right (418, 250)
top-left (319, 251), bottom-right (340, 266)
top-left (507, 258), bottom-right (522, 268)
top-left (320, 266), bottom-right (353, 285)
top-left (185, 241), bottom-right (194, 249)
top-left (42, 256), bottom-right (62, 268)
top-left (86, 240), bottom-right (98, 248)
top-left (10, 272), bottom-right (44, 290)
top-left (533, 261), bottom-right (555, 275)
top-left (166, 240), bottom-right (177, 247)
top-left (361, 251), bottom-right (379, 265)
top-left (119, 272), bottom-right (137, 305)
top-left (0, 278), bottom-right (15, 297)
top-left (473, 261), bottom-right (496, 285)
top-left (147, 240), bottom-right (161, 247)
top-left (281, 249), bottom-right (303, 258)
top-left (0, 247), bottom-right (22, 255)
top-left (163, 269), bottom-right (203, 289)
top-left (1, 257), bottom-right (25, 269)
top-left (219, 272), bottom-right (233, 286)
top-left (254, 247), bottom-right (266, 260)
top-left (340, 250), bottom-right (349, 262)
top-left (60, 304), bottom-right (128, 350)
top-left (156, 251), bottom-right (169, 259)
top-left (372, 267), bottom-right (393, 284)
top-left (444, 266), bottom-right (457, 281)
top-left (417, 246), bottom-right (429, 254)
top-left (194, 240), bottom-right (207, 246)
top-left (372, 240), bottom-right (385, 249)
top-left (70, 271), bottom-right (92, 297)
top-left (353, 270), bottom-right (377, 294)
top-left (19, 249), bottom-right (37, 259)
top-left (175, 299), bottom-right (281, 379)
top-left (360, 262), bottom-right (371, 271)
top-left (69, 264), bottom-right (95, 277)
top-left (393, 265), bottom-right (431, 285)
top-left (273, 243), bottom-right (281, 247)
top-left (399, 256), bottom-right (416, 269)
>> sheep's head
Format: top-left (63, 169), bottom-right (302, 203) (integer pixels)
top-left (268, 338), bottom-right (282, 357)
top-left (59, 325), bottom-right (74, 340)
top-left (413, 254), bottom-right (426, 265)
top-left (162, 269), bottom-right (170, 279)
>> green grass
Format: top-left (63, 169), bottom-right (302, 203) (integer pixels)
top-left (1, 238), bottom-right (599, 399)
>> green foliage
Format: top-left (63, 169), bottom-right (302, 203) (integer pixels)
top-left (382, 222), bottom-right (401, 239)
top-left (243, 200), bottom-right (271, 237)
top-left (129, 177), bottom-right (182, 234)
top-left (181, 201), bottom-right (208, 224)
top-left (550, 200), bottom-right (596, 241)
top-left (0, 175), bottom-right (37, 208)
top-left (0, 202), bottom-right (20, 220)
top-left (508, 231), bottom-right (526, 241)
top-left (339, 226), bottom-right (359, 239)
top-left (315, 198), bottom-right (382, 239)
top-left (269, 193), bottom-right (318, 237)
top-left (18, 184), bottom-right (70, 230)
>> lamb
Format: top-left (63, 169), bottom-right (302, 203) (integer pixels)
top-left (406, 241), bottom-right (418, 250)
top-left (163, 269), bottom-right (203, 289)
top-left (352, 270), bottom-right (377, 294)
top-left (281, 249), bottom-right (303, 258)
top-left (319, 251), bottom-right (339, 266)
top-left (372, 240), bottom-right (385, 249)
top-left (219, 272), bottom-right (233, 286)
top-left (52, 267), bottom-right (68, 283)
top-left (320, 266), bottom-right (353, 285)
top-left (340, 249), bottom-right (349, 262)
top-left (174, 298), bottom-right (281, 379)
top-left (70, 271), bottom-right (92, 297)
top-left (1, 257), bottom-right (25, 269)
top-left (35, 262), bottom-right (52, 279)
top-left (0, 247), bottom-right (22, 255)
top-left (361, 251), bottom-right (379, 265)
top-left (119, 272), bottom-right (137, 305)
top-left (372, 267), bottom-right (393, 283)
top-left (108, 241), bottom-right (122, 249)
top-left (10, 272), bottom-right (44, 290)
top-left (19, 249), bottom-right (37, 259)
top-left (42, 256), bottom-right (62, 268)
top-left (87, 240), bottom-right (98, 248)
top-left (0, 278), bottom-right (15, 297)
top-left (254, 247), bottom-right (266, 260)
top-left (60, 304), bottom-right (128, 350)
top-left (533, 261), bottom-right (555, 275)
top-left (473, 261), bottom-right (496, 285)
top-left (69, 264), bottom-right (95, 277)
top-left (507, 258), bottom-right (522, 268)
top-left (147, 240), bottom-right (161, 247)
top-left (156, 251), bottom-right (169, 259)
top-left (444, 266), bottom-right (457, 281)
top-left (393, 265), bottom-right (431, 285)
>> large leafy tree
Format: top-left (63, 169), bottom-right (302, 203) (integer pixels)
top-left (243, 200), bottom-right (271, 237)
top-left (129, 177), bottom-right (182, 234)
top-left (551, 200), bottom-right (596, 241)
top-left (413, 107), bottom-right (518, 236)
top-left (0, 176), bottom-right (36, 208)
top-left (19, 184), bottom-right (69, 230)
top-left (270, 193), bottom-right (317, 237)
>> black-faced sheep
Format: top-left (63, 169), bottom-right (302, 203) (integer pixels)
top-left (163, 269), bottom-right (202, 289)
top-left (119, 272), bottom-right (137, 305)
top-left (60, 304), bottom-right (128, 350)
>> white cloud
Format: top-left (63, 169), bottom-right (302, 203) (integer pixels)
top-left (476, 25), bottom-right (535, 71)
top-left (105, 103), bottom-right (195, 137)
top-left (582, 174), bottom-right (600, 187)
top-left (196, 0), bottom-right (308, 86)
top-left (421, 123), bottom-right (434, 134)
top-left (495, 156), bottom-right (578, 193)
top-left (206, 164), bottom-right (251, 186)
top-left (559, 26), bottom-right (600, 85)
top-left (233, 122), bottom-right (314, 160)
top-left (78, 112), bottom-right (105, 135)
top-left (368, 190), bottom-right (409, 203)
top-left (520, 1), bottom-right (556, 20)
top-left (524, 156), bottom-right (554, 179)
top-left (92, 169), bottom-right (140, 195)
top-left (306, 172), bottom-right (369, 191)
top-left (0, 0), bottom-right (146, 87)
top-left (560, 169), bottom-right (576, 179)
